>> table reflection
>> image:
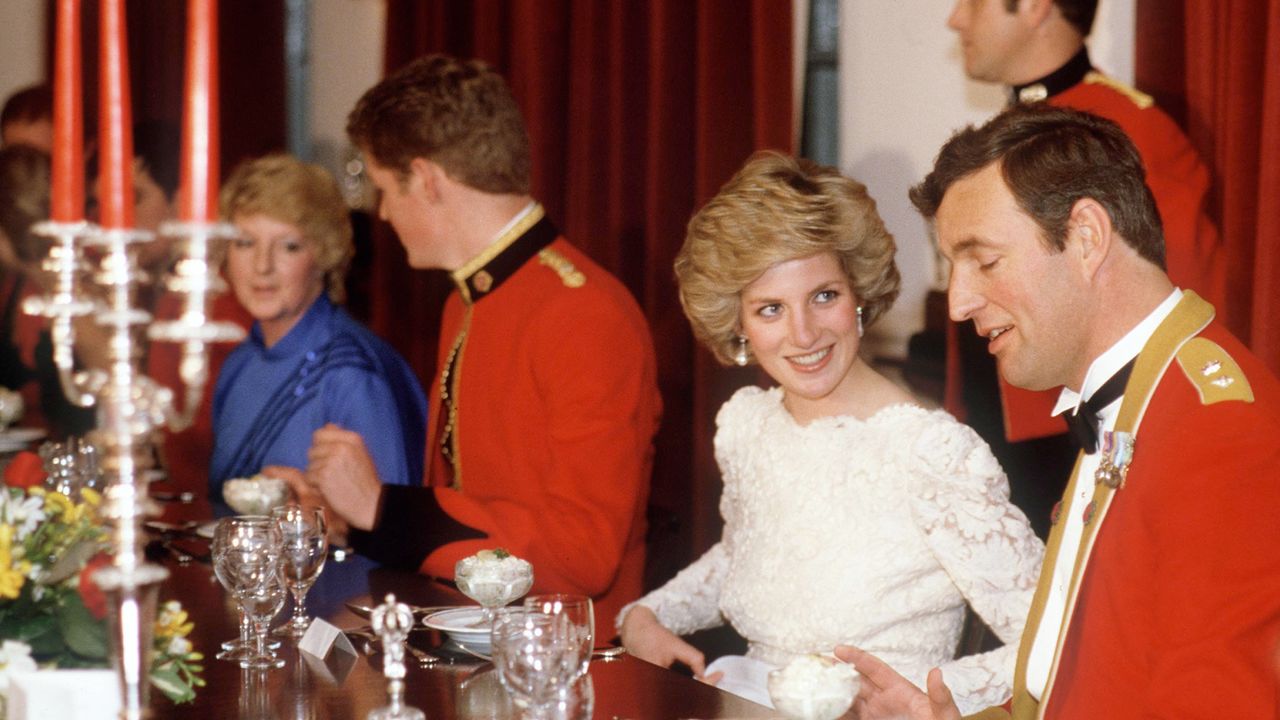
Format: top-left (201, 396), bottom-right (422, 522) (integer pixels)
top-left (145, 546), bottom-right (775, 719)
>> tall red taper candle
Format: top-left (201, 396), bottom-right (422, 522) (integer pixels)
top-left (51, 0), bottom-right (83, 223)
top-left (98, 0), bottom-right (134, 229)
top-left (178, 0), bottom-right (218, 222)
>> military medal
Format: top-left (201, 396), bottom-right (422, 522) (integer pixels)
top-left (1095, 430), bottom-right (1134, 489)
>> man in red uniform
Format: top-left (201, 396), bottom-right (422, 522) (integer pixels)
top-left (838, 104), bottom-right (1280, 719)
top-left (281, 55), bottom-right (662, 631)
top-left (942, 0), bottom-right (1224, 537)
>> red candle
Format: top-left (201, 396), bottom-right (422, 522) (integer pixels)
top-left (51, 0), bottom-right (83, 223)
top-left (98, 0), bottom-right (134, 229)
top-left (178, 0), bottom-right (218, 222)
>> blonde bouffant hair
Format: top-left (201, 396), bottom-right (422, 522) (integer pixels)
top-left (220, 153), bottom-right (354, 303)
top-left (675, 151), bottom-right (900, 366)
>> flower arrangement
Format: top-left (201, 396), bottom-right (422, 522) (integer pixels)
top-left (0, 453), bottom-right (203, 710)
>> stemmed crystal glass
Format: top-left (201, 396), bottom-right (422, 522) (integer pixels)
top-left (271, 504), bottom-right (328, 638)
top-left (491, 608), bottom-right (579, 718)
top-left (212, 516), bottom-right (271, 661)
top-left (212, 516), bottom-right (287, 669)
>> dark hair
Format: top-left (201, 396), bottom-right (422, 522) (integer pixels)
top-left (346, 54), bottom-right (530, 194)
top-left (0, 145), bottom-right (50, 263)
top-left (910, 103), bottom-right (1165, 269)
top-left (132, 120), bottom-right (181, 200)
top-left (1000, 0), bottom-right (1096, 36)
top-left (86, 120), bottom-right (181, 200)
top-left (0, 84), bottom-right (53, 128)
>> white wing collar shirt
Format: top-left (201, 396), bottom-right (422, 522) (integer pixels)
top-left (1025, 288), bottom-right (1182, 699)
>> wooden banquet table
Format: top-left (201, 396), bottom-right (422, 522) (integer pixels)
top-left (146, 534), bottom-right (777, 720)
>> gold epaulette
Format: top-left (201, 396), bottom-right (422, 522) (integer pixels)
top-left (1175, 337), bottom-right (1255, 405)
top-left (537, 248), bottom-right (586, 288)
top-left (1083, 71), bottom-right (1154, 109)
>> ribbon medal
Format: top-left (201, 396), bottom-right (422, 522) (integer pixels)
top-left (1095, 430), bottom-right (1135, 489)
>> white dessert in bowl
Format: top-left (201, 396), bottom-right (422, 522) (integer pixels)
top-left (767, 654), bottom-right (859, 720)
top-left (454, 548), bottom-right (534, 622)
top-left (222, 474), bottom-right (290, 515)
top-left (0, 387), bottom-right (23, 431)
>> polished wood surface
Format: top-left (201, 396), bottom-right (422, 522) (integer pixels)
top-left (148, 546), bottom-right (776, 719)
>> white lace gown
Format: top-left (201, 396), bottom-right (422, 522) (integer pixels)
top-left (620, 386), bottom-right (1044, 713)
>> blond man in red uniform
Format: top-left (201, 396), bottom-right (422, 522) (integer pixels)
top-left (839, 104), bottom-right (1280, 719)
top-left (280, 55), bottom-right (661, 630)
top-left (943, 0), bottom-right (1225, 537)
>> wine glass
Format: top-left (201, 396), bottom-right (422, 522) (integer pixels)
top-left (271, 504), bottom-right (328, 638)
top-left (212, 516), bottom-right (274, 661)
top-left (213, 516), bottom-right (287, 669)
top-left (491, 608), bottom-right (578, 718)
top-left (523, 594), bottom-right (594, 681)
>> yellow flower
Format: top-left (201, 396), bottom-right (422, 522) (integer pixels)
top-left (156, 603), bottom-right (194, 639)
top-left (0, 525), bottom-right (30, 599)
top-left (43, 491), bottom-right (73, 520)
top-left (79, 488), bottom-right (102, 507)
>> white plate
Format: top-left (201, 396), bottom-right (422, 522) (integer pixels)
top-left (423, 607), bottom-right (491, 654)
top-left (194, 521), bottom-right (218, 540)
top-left (0, 427), bottom-right (45, 453)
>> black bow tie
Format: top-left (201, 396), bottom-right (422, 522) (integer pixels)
top-left (1064, 357), bottom-right (1136, 454)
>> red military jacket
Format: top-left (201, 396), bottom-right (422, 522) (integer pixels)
top-left (353, 205), bottom-right (661, 632)
top-left (969, 292), bottom-right (1280, 719)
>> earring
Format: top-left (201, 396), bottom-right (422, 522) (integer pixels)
top-left (857, 306), bottom-right (864, 338)
top-left (733, 336), bottom-right (749, 366)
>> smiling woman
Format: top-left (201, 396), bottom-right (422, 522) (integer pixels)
top-left (617, 152), bottom-right (1045, 713)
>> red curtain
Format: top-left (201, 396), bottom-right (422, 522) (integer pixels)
top-left (55, 0), bottom-right (286, 182)
top-left (371, 1), bottom-right (794, 572)
top-left (1136, 0), bottom-right (1280, 375)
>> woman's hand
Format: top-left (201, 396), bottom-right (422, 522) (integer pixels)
top-left (619, 606), bottom-right (707, 676)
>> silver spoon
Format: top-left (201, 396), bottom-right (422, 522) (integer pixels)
top-left (346, 627), bottom-right (439, 665)
top-left (345, 601), bottom-right (448, 622)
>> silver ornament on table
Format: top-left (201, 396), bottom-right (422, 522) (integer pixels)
top-left (368, 593), bottom-right (425, 720)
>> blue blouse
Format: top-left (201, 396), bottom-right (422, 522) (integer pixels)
top-left (209, 296), bottom-right (427, 606)
top-left (210, 295), bottom-right (427, 505)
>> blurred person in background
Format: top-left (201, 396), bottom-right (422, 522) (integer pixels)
top-left (0, 85), bottom-right (53, 152)
top-left (211, 153), bottom-right (426, 511)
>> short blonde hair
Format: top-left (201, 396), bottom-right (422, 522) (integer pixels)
top-left (675, 151), bottom-right (900, 366)
top-left (220, 154), bottom-right (353, 303)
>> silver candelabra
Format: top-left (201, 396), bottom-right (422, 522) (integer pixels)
top-left (24, 217), bottom-right (243, 720)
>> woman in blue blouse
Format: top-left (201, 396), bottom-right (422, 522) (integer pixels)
top-left (210, 154), bottom-right (426, 525)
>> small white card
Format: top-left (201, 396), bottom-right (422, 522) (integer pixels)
top-left (298, 617), bottom-right (359, 684)
top-left (8, 669), bottom-right (121, 720)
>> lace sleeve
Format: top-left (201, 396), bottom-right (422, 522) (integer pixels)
top-left (615, 541), bottom-right (730, 636)
top-left (904, 416), bottom-right (1046, 714)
